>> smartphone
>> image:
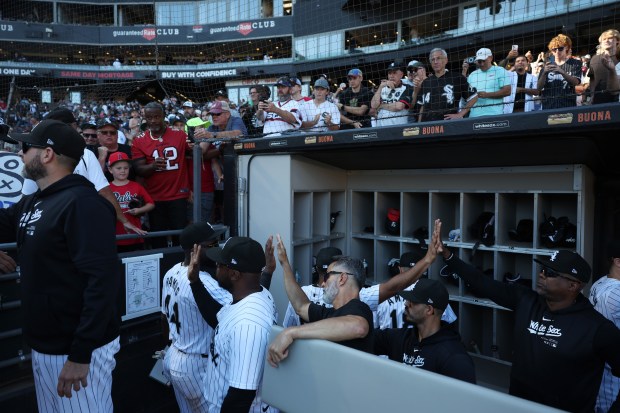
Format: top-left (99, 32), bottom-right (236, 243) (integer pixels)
top-left (548, 54), bottom-right (555, 64)
top-left (512, 45), bottom-right (519, 52)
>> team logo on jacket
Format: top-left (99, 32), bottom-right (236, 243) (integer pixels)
top-left (403, 353), bottom-right (425, 367)
top-left (527, 320), bottom-right (562, 347)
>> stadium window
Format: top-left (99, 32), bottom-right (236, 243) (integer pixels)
top-left (156, 2), bottom-right (196, 25)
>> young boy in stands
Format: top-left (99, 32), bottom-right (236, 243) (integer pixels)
top-left (108, 152), bottom-right (155, 252)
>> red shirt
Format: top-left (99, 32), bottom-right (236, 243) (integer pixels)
top-left (110, 180), bottom-right (154, 245)
top-left (188, 156), bottom-right (215, 193)
top-left (131, 127), bottom-right (191, 201)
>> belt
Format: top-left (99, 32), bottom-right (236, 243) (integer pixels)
top-left (175, 346), bottom-right (208, 358)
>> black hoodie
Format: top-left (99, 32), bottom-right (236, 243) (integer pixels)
top-left (374, 324), bottom-right (476, 383)
top-left (0, 174), bottom-right (120, 363)
top-left (444, 253), bottom-right (620, 413)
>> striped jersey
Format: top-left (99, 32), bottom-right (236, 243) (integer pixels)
top-left (262, 99), bottom-right (302, 136)
top-left (205, 287), bottom-right (279, 413)
top-left (589, 275), bottom-right (620, 413)
top-left (161, 263), bottom-right (231, 354)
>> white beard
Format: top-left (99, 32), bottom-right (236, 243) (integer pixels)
top-left (322, 281), bottom-right (339, 305)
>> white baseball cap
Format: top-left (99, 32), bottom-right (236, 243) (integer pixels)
top-left (475, 48), bottom-right (493, 60)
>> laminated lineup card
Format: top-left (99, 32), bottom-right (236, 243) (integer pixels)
top-left (122, 254), bottom-right (163, 321)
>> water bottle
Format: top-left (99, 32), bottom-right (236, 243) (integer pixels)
top-left (294, 269), bottom-right (301, 284)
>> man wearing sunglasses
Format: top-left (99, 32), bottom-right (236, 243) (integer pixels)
top-left (81, 122), bottom-right (99, 155)
top-left (0, 119), bottom-right (121, 411)
top-left (434, 219), bottom-right (620, 412)
top-left (269, 235), bottom-right (374, 367)
top-left (96, 119), bottom-right (133, 182)
top-left (370, 62), bottom-right (413, 126)
top-left (537, 34), bottom-right (581, 109)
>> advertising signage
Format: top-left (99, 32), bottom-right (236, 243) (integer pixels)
top-left (0, 17), bottom-right (292, 45)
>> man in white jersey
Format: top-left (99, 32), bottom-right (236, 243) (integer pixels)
top-left (370, 62), bottom-right (413, 126)
top-left (257, 77), bottom-right (302, 136)
top-left (188, 237), bottom-right (278, 413)
top-left (282, 220), bottom-right (443, 328)
top-left (375, 247), bottom-right (457, 329)
top-left (161, 222), bottom-right (229, 413)
top-left (589, 240), bottom-right (620, 413)
top-left (299, 77), bottom-right (340, 132)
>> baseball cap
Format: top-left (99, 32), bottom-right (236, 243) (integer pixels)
top-left (171, 115), bottom-right (187, 124)
top-left (215, 90), bottom-right (228, 97)
top-left (314, 78), bottom-right (330, 89)
top-left (180, 222), bottom-right (227, 250)
top-left (387, 62), bottom-right (404, 72)
top-left (347, 68), bottom-right (363, 77)
top-left (44, 107), bottom-right (77, 125)
top-left (407, 60), bottom-right (424, 69)
top-left (290, 77), bottom-right (302, 87)
top-left (10, 119), bottom-right (85, 162)
top-left (607, 240), bottom-right (620, 259)
top-left (399, 279), bottom-right (449, 311)
top-left (533, 250), bottom-right (591, 283)
top-left (205, 236), bottom-right (266, 273)
top-left (182, 101), bottom-right (195, 108)
top-left (584, 54), bottom-right (591, 59)
top-left (80, 122), bottom-right (97, 131)
top-left (475, 48), bottom-right (493, 60)
top-left (316, 247), bottom-right (343, 270)
top-left (209, 101), bottom-right (231, 114)
top-left (108, 151), bottom-right (130, 167)
top-left (399, 247), bottom-right (425, 268)
top-left (186, 117), bottom-right (210, 128)
top-left (97, 118), bottom-right (119, 130)
top-left (275, 76), bottom-right (293, 87)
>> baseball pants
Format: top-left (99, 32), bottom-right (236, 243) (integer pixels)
top-left (163, 345), bottom-right (209, 413)
top-left (31, 336), bottom-right (120, 413)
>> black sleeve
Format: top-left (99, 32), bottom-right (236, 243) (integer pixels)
top-left (444, 253), bottom-right (524, 310)
top-left (441, 353), bottom-right (477, 384)
top-left (190, 281), bottom-right (223, 329)
top-left (308, 302), bottom-right (333, 323)
top-left (221, 387), bottom-right (256, 413)
top-left (373, 329), bottom-right (392, 357)
top-left (260, 270), bottom-right (273, 290)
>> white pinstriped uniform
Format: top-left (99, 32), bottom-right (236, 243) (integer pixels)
top-left (205, 287), bottom-right (279, 413)
top-left (161, 263), bottom-right (231, 413)
top-left (589, 275), bottom-right (620, 413)
top-left (375, 282), bottom-right (458, 329)
top-left (31, 336), bottom-right (120, 413)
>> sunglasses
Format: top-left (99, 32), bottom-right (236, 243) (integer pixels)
top-left (210, 112), bottom-right (223, 117)
top-left (98, 130), bottom-right (117, 136)
top-left (407, 67), bottom-right (420, 72)
top-left (21, 142), bottom-right (47, 153)
top-left (551, 47), bottom-right (565, 52)
top-left (83, 133), bottom-right (98, 138)
top-left (324, 270), bottom-right (355, 281)
top-left (540, 266), bottom-right (578, 282)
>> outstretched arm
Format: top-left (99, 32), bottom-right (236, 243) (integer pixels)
top-left (267, 315), bottom-right (369, 367)
top-left (187, 244), bottom-right (223, 328)
top-left (378, 219), bottom-right (441, 303)
top-left (276, 234), bottom-right (311, 321)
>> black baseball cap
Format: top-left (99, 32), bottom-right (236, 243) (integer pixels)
top-left (9, 120), bottom-right (85, 162)
top-left (399, 279), bottom-right (449, 311)
top-left (44, 107), bottom-right (77, 125)
top-left (97, 118), bottom-right (119, 130)
top-left (534, 250), bottom-right (591, 283)
top-left (205, 236), bottom-right (266, 273)
top-left (316, 247), bottom-right (343, 271)
top-left (180, 222), bottom-right (227, 250)
top-left (399, 247), bottom-right (425, 268)
top-left (215, 90), bottom-right (228, 97)
top-left (275, 77), bottom-right (293, 87)
top-left (80, 122), bottom-right (97, 131)
top-left (387, 62), bottom-right (404, 72)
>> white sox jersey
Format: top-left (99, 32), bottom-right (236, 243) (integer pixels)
top-left (262, 99), bottom-right (302, 136)
top-left (283, 284), bottom-right (381, 327)
top-left (375, 282), bottom-right (458, 329)
top-left (205, 287), bottom-right (279, 413)
top-left (589, 275), bottom-right (620, 413)
top-left (161, 263), bottom-right (231, 353)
